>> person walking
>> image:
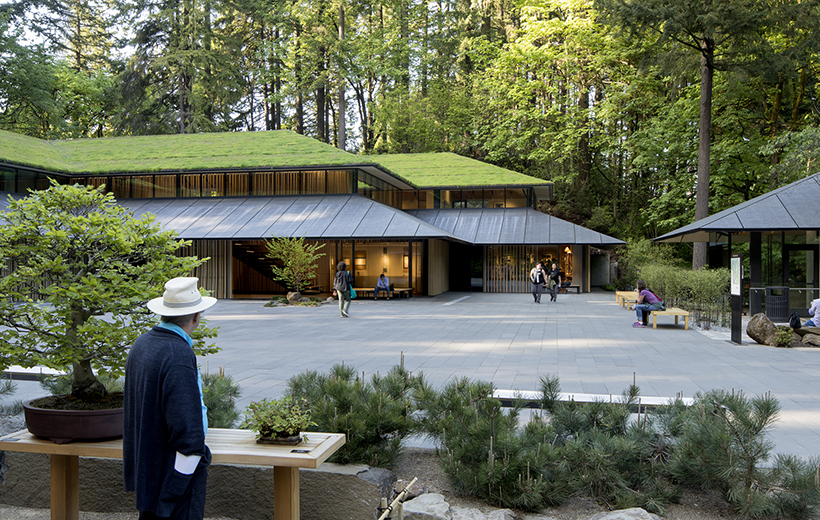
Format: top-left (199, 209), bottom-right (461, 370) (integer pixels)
top-left (547, 263), bottom-right (561, 302)
top-left (334, 261), bottom-right (354, 317)
top-left (529, 262), bottom-right (546, 303)
top-left (124, 277), bottom-right (216, 520)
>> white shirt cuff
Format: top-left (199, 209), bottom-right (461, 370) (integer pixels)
top-left (174, 451), bottom-right (200, 475)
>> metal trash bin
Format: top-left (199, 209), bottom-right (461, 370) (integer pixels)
top-left (765, 286), bottom-right (790, 322)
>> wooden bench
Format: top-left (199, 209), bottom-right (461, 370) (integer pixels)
top-left (560, 285), bottom-right (581, 294)
top-left (616, 291), bottom-right (639, 308)
top-left (353, 287), bottom-right (412, 299)
top-left (649, 307), bottom-right (690, 329)
top-left (0, 428), bottom-right (345, 520)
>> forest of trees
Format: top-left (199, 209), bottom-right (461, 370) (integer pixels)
top-left (1, 0), bottom-right (819, 248)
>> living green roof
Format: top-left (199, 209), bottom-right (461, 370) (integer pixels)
top-left (0, 129), bottom-right (547, 189)
top-left (364, 152), bottom-right (545, 188)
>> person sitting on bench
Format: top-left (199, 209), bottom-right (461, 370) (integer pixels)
top-left (631, 280), bottom-right (664, 328)
top-left (375, 274), bottom-right (391, 300)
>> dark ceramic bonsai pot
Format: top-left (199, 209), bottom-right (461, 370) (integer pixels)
top-left (23, 399), bottom-right (123, 444)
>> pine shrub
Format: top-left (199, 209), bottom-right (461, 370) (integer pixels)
top-left (201, 370), bottom-right (241, 428)
top-left (414, 377), bottom-right (568, 510)
top-left (669, 390), bottom-right (820, 518)
top-left (287, 363), bottom-right (422, 468)
top-left (0, 377), bottom-right (21, 416)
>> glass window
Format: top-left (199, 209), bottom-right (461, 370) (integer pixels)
top-left (327, 170), bottom-right (354, 194)
top-left (0, 167), bottom-right (15, 192)
top-left (463, 189), bottom-right (484, 208)
top-left (487, 189), bottom-right (505, 208)
top-left (505, 189), bottom-right (528, 207)
top-left (401, 190), bottom-right (418, 210)
top-left (434, 190), bottom-right (453, 209)
top-left (16, 170), bottom-right (38, 194)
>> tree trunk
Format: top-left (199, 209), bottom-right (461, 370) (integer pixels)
top-left (692, 38), bottom-right (714, 271)
top-left (72, 359), bottom-right (108, 400)
top-left (338, 3), bottom-right (346, 150)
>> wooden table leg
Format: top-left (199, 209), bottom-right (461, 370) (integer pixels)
top-left (50, 454), bottom-right (79, 520)
top-left (273, 466), bottom-right (300, 520)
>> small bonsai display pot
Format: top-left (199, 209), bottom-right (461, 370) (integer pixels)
top-left (256, 433), bottom-right (303, 445)
top-left (23, 399), bottom-right (124, 444)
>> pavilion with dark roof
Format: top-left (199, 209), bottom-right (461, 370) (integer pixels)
top-left (0, 129), bottom-right (623, 298)
top-left (656, 172), bottom-right (820, 318)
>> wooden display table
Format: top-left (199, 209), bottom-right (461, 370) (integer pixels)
top-left (0, 428), bottom-right (345, 520)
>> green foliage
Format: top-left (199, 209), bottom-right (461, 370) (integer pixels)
top-left (415, 377), bottom-right (568, 510)
top-left (0, 182), bottom-right (218, 400)
top-left (287, 363), bottom-right (422, 468)
top-left (264, 237), bottom-right (325, 294)
top-left (638, 264), bottom-right (731, 328)
top-left (38, 370), bottom-right (124, 396)
top-left (240, 398), bottom-right (315, 438)
top-left (0, 377), bottom-right (22, 416)
top-left (414, 375), bottom-right (688, 513)
top-left (201, 370), bottom-right (241, 428)
top-left (668, 390), bottom-right (820, 518)
top-left (774, 327), bottom-right (796, 348)
top-left (616, 239), bottom-right (680, 288)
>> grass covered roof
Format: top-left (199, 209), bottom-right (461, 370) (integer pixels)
top-left (366, 152), bottom-right (545, 188)
top-left (0, 129), bottom-right (546, 189)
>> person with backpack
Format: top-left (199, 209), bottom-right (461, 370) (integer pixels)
top-left (529, 262), bottom-right (546, 303)
top-left (631, 280), bottom-right (664, 328)
top-left (333, 261), bottom-right (354, 318)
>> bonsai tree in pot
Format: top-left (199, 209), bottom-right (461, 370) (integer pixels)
top-left (241, 398), bottom-right (316, 444)
top-left (0, 182), bottom-right (219, 405)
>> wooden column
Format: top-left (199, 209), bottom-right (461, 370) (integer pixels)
top-left (273, 466), bottom-right (300, 520)
top-left (50, 454), bottom-right (79, 520)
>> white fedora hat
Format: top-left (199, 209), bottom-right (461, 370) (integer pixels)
top-left (147, 277), bottom-right (217, 316)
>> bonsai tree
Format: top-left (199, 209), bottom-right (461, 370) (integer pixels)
top-left (0, 182), bottom-right (218, 401)
top-left (241, 398), bottom-right (315, 439)
top-left (264, 236), bottom-right (325, 298)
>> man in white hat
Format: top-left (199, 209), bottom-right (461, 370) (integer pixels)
top-left (124, 277), bottom-right (217, 520)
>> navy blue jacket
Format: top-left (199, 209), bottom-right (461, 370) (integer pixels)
top-left (124, 326), bottom-right (211, 516)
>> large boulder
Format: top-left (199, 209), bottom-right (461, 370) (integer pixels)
top-left (746, 313), bottom-right (779, 346)
top-left (286, 291), bottom-right (301, 302)
top-left (587, 509), bottom-right (662, 520)
top-left (794, 326), bottom-right (820, 337)
top-left (802, 334), bottom-right (820, 347)
top-left (403, 493), bottom-right (451, 520)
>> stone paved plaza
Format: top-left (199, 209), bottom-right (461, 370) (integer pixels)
top-left (11, 290), bottom-right (820, 459)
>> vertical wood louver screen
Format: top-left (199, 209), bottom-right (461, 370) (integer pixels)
top-left (484, 245), bottom-right (537, 293)
top-left (178, 240), bottom-right (231, 299)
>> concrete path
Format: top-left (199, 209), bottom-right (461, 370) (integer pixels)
top-left (9, 290), bottom-right (820, 459)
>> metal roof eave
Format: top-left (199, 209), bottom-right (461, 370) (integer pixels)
top-left (655, 173), bottom-right (820, 243)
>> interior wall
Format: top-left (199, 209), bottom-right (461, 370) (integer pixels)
top-left (427, 239), bottom-right (449, 296)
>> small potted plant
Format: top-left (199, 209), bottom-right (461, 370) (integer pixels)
top-left (241, 398), bottom-right (316, 445)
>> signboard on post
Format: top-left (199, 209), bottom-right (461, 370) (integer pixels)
top-left (731, 253), bottom-right (742, 344)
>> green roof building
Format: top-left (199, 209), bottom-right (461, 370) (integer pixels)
top-left (0, 129), bottom-right (622, 298)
